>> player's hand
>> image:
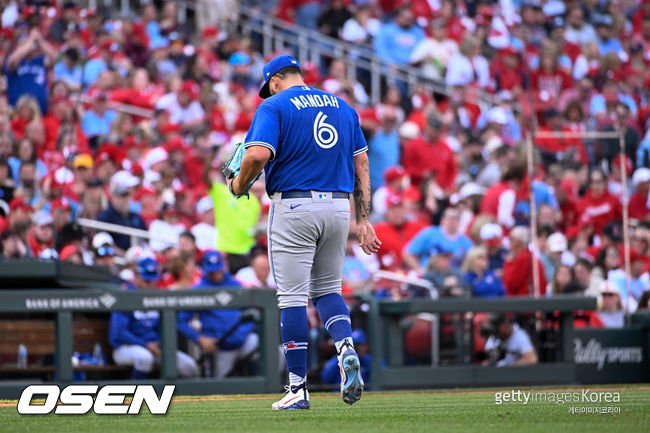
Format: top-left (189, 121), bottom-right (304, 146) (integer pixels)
top-left (357, 221), bottom-right (381, 255)
top-left (197, 335), bottom-right (218, 354)
top-left (146, 341), bottom-right (161, 358)
top-left (229, 176), bottom-right (243, 196)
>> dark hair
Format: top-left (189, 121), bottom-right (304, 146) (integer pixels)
top-left (563, 99), bottom-right (584, 121)
top-left (14, 138), bottom-right (37, 163)
top-left (575, 257), bottom-right (594, 271)
top-left (0, 158), bottom-right (12, 179)
top-left (64, 47), bottom-right (79, 63)
top-left (274, 66), bottom-right (302, 80)
top-left (589, 168), bottom-right (606, 182)
top-left (493, 145), bottom-right (510, 159)
top-left (501, 164), bottom-right (526, 182)
top-left (179, 230), bottom-right (195, 242)
top-left (595, 245), bottom-right (619, 272)
top-left (537, 225), bottom-right (554, 238)
top-left (637, 290), bottom-right (650, 312)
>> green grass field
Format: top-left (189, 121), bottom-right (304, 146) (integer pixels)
top-left (2, 385), bottom-right (649, 433)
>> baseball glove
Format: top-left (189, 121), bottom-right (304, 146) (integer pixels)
top-left (223, 142), bottom-right (262, 199)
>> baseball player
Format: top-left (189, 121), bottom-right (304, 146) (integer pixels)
top-left (226, 54), bottom-right (381, 410)
top-left (177, 250), bottom-right (259, 378)
top-left (109, 259), bottom-right (200, 379)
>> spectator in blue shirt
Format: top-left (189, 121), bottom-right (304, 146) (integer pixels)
top-left (367, 107), bottom-right (400, 190)
top-left (403, 207), bottom-right (473, 273)
top-left (462, 246), bottom-right (505, 298)
top-left (81, 92), bottom-right (117, 142)
top-left (177, 251), bottom-right (259, 378)
top-left (373, 6), bottom-right (425, 65)
top-left (4, 28), bottom-right (57, 114)
top-left (83, 39), bottom-right (121, 87)
top-left (53, 48), bottom-right (82, 92)
top-left (97, 171), bottom-right (145, 250)
top-left (141, 4), bottom-right (169, 49)
top-left (594, 17), bottom-right (624, 59)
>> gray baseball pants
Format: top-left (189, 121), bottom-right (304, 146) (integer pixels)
top-left (268, 191), bottom-right (350, 308)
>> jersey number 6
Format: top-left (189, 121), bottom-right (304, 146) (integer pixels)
top-left (313, 111), bottom-right (339, 149)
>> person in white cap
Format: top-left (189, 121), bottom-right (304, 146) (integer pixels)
top-left (541, 232), bottom-right (576, 284)
top-left (27, 210), bottom-right (54, 257)
top-left (191, 196), bottom-right (218, 251)
top-left (630, 167), bottom-right (650, 221)
top-left (456, 182), bottom-right (485, 234)
top-left (479, 222), bottom-right (507, 274)
top-left (93, 232), bottom-right (118, 276)
top-left (92, 231), bottom-right (115, 251)
top-left (97, 171), bottom-right (146, 250)
top-left (597, 280), bottom-right (624, 328)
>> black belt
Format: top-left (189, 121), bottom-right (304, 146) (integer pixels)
top-left (281, 190), bottom-right (349, 199)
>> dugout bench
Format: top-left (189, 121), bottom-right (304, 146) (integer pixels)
top-left (0, 316), bottom-right (132, 381)
top-left (0, 288), bottom-right (281, 399)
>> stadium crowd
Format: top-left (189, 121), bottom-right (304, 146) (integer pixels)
top-left (0, 0), bottom-right (649, 356)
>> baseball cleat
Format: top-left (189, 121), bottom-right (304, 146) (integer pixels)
top-left (339, 349), bottom-right (364, 405)
top-left (272, 382), bottom-right (310, 410)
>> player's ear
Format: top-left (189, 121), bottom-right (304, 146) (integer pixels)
top-left (270, 77), bottom-right (277, 95)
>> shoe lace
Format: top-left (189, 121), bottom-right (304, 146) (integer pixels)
top-left (337, 340), bottom-right (354, 355)
top-left (285, 382), bottom-right (306, 394)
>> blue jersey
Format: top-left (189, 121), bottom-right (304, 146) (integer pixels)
top-left (405, 226), bottom-right (473, 270)
top-left (109, 308), bottom-right (160, 348)
top-left (4, 55), bottom-right (48, 114)
top-left (177, 274), bottom-right (254, 350)
top-left (244, 85), bottom-right (368, 194)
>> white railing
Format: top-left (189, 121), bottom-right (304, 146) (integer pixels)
top-left (76, 217), bottom-right (178, 248)
top-left (237, 5), bottom-right (494, 109)
top-left (79, 1), bottom-right (494, 109)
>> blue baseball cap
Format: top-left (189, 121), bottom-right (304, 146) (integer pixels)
top-left (202, 250), bottom-right (225, 272)
top-left (137, 257), bottom-right (159, 282)
top-left (229, 51), bottom-right (251, 66)
top-left (259, 54), bottom-right (301, 99)
top-left (352, 329), bottom-right (367, 345)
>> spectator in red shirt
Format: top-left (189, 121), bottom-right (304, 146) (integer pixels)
top-left (373, 194), bottom-right (427, 270)
top-left (42, 95), bottom-right (87, 153)
top-left (503, 226), bottom-right (547, 296)
top-left (481, 164), bottom-right (526, 230)
top-left (402, 115), bottom-right (457, 192)
top-left (492, 46), bottom-right (525, 95)
top-left (535, 109), bottom-right (583, 166)
top-left (630, 168), bottom-right (650, 222)
top-left (531, 49), bottom-right (571, 112)
top-left (11, 95), bottom-right (41, 140)
top-left (27, 210), bottom-right (54, 258)
top-left (576, 169), bottom-right (622, 235)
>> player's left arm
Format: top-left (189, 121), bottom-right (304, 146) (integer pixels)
top-left (231, 146), bottom-right (271, 196)
top-left (354, 152), bottom-right (381, 255)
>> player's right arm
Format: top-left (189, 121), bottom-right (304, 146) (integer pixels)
top-left (354, 152), bottom-right (381, 255)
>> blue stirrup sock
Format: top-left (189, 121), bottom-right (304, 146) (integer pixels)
top-left (312, 293), bottom-right (354, 354)
top-left (280, 307), bottom-right (309, 386)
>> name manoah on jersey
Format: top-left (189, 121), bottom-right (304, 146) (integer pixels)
top-left (244, 85), bottom-right (368, 195)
